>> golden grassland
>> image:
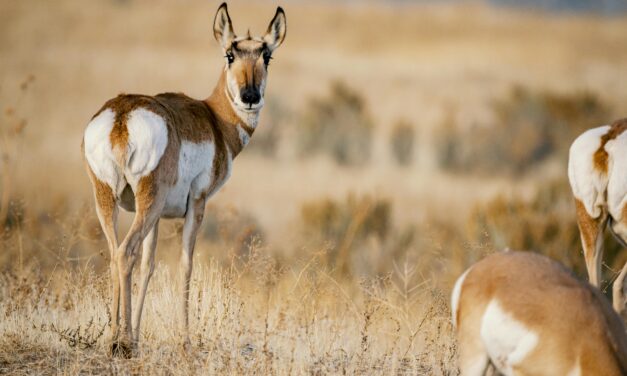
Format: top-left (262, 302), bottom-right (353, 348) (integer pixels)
top-left (2, 0), bottom-right (627, 373)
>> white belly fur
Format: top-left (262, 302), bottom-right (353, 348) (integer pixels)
top-left (162, 141), bottom-right (215, 217)
top-left (480, 299), bottom-right (538, 375)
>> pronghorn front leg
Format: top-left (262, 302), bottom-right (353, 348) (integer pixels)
top-left (114, 176), bottom-right (166, 357)
top-left (179, 194), bottom-right (207, 346)
top-left (132, 220), bottom-right (159, 343)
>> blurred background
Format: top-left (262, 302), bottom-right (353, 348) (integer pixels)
top-left (3, 1), bottom-right (627, 372)
top-left (2, 0), bottom-right (627, 291)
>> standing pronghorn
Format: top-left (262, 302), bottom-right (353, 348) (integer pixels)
top-left (82, 3), bottom-right (286, 356)
top-left (452, 251), bottom-right (627, 375)
top-left (568, 118), bottom-right (627, 315)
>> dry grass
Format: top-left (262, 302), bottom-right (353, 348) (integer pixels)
top-left (2, 0), bottom-right (627, 373)
top-left (468, 179), bottom-right (627, 290)
top-left (0, 252), bottom-right (458, 375)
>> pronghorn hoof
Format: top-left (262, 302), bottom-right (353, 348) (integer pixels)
top-left (110, 341), bottom-right (133, 358)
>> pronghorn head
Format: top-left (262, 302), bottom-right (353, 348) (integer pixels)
top-left (213, 3), bottom-right (286, 116)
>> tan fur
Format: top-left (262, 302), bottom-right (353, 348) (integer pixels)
top-left (229, 46), bottom-right (267, 90)
top-left (576, 198), bottom-right (602, 252)
top-left (93, 79), bottom-right (249, 153)
top-left (88, 74), bottom-right (248, 353)
top-left (90, 69), bottom-right (253, 199)
top-left (206, 126), bottom-right (230, 198)
top-left (572, 119), bottom-right (627, 314)
top-left (206, 72), bottom-right (251, 156)
top-left (575, 198), bottom-right (608, 287)
top-left (456, 251), bottom-right (627, 375)
top-left (83, 3), bottom-right (286, 356)
top-left (135, 174), bottom-right (156, 211)
top-left (593, 118), bottom-right (627, 174)
top-left (82, 142), bottom-right (123, 350)
top-left (110, 115), bottom-right (129, 164)
top-left (82, 139), bottom-right (118, 247)
top-left (85, 163), bottom-right (116, 223)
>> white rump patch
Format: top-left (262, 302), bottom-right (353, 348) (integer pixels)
top-left (605, 130), bottom-right (627, 220)
top-left (125, 109), bottom-right (168, 181)
top-left (83, 109), bottom-right (121, 191)
top-left (567, 125), bottom-right (610, 218)
top-left (480, 299), bottom-right (538, 375)
top-left (451, 267), bottom-right (472, 328)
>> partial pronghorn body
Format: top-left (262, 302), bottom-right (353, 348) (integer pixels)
top-left (82, 3), bottom-right (286, 356)
top-left (568, 118), bottom-right (627, 314)
top-left (452, 251), bottom-right (627, 375)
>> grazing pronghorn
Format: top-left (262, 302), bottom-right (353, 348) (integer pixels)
top-left (82, 3), bottom-right (286, 356)
top-left (568, 118), bottom-right (627, 315)
top-left (452, 251), bottom-right (627, 375)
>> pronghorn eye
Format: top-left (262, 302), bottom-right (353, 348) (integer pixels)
top-left (225, 52), bottom-right (235, 65)
top-left (263, 52), bottom-right (272, 66)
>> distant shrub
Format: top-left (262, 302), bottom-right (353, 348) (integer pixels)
top-left (467, 179), bottom-right (624, 281)
top-left (1, 75), bottom-right (33, 231)
top-left (299, 81), bottom-right (373, 166)
top-left (435, 86), bottom-right (611, 175)
top-left (201, 205), bottom-right (263, 256)
top-left (301, 194), bottom-right (390, 244)
top-left (389, 120), bottom-right (416, 166)
top-left (301, 194), bottom-right (391, 274)
top-left (247, 96), bottom-right (289, 158)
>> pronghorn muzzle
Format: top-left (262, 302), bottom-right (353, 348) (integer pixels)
top-left (240, 86), bottom-right (261, 106)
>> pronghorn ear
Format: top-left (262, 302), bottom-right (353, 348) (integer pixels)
top-left (263, 7), bottom-right (286, 51)
top-left (213, 3), bottom-right (235, 49)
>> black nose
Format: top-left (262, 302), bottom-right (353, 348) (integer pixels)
top-left (241, 88), bottom-right (261, 105)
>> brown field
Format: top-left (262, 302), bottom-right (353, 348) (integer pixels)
top-left (2, 0), bottom-right (627, 374)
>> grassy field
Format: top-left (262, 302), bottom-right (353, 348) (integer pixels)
top-left (2, 0), bottom-right (627, 374)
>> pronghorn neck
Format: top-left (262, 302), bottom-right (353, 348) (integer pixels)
top-left (205, 71), bottom-right (258, 157)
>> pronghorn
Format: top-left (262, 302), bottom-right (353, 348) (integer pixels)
top-left (568, 118), bottom-right (627, 315)
top-left (81, 3), bottom-right (286, 356)
top-left (451, 251), bottom-right (627, 375)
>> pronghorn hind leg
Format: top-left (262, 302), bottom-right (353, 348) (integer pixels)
top-left (458, 337), bottom-right (490, 376)
top-left (179, 194), bottom-right (207, 347)
top-left (613, 261), bottom-right (627, 318)
top-left (484, 361), bottom-right (500, 376)
top-left (457, 307), bottom-right (491, 375)
top-left (607, 215), bottom-right (627, 316)
top-left (132, 219), bottom-right (159, 344)
top-left (113, 175), bottom-right (167, 357)
top-left (86, 169), bottom-right (122, 342)
top-left (575, 199), bottom-right (607, 287)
